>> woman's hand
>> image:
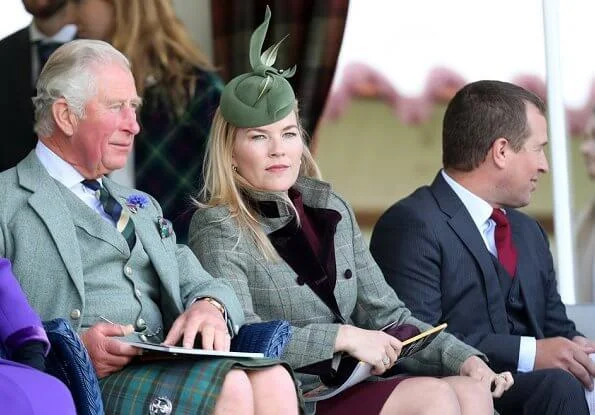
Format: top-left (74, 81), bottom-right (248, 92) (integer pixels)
top-left (459, 355), bottom-right (514, 397)
top-left (335, 325), bottom-right (402, 375)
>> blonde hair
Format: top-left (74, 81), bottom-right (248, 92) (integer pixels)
top-left (199, 106), bottom-right (322, 260)
top-left (108, 0), bottom-right (214, 114)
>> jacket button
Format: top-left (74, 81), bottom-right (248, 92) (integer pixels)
top-left (296, 277), bottom-right (305, 286)
top-left (70, 309), bottom-right (81, 320)
top-left (136, 318), bottom-right (147, 330)
top-left (124, 266), bottom-right (133, 277)
top-left (344, 269), bottom-right (352, 279)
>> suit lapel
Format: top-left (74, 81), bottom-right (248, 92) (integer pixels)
top-left (431, 173), bottom-right (509, 333)
top-left (510, 217), bottom-right (543, 337)
top-left (18, 152), bottom-right (85, 301)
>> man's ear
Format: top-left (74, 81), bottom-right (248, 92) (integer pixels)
top-left (52, 98), bottom-right (77, 136)
top-left (492, 137), bottom-right (509, 168)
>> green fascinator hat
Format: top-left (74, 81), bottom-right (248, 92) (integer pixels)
top-left (220, 6), bottom-right (297, 128)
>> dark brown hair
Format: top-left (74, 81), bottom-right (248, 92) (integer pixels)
top-left (442, 80), bottom-right (546, 171)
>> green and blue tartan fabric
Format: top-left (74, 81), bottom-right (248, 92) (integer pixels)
top-left (99, 358), bottom-right (303, 414)
top-left (135, 69), bottom-right (223, 244)
top-left (82, 179), bottom-right (136, 250)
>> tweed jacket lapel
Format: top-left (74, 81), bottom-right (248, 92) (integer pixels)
top-left (103, 178), bottom-right (184, 318)
top-left (57, 183), bottom-right (129, 256)
top-left (267, 211), bottom-right (344, 322)
top-left (17, 152), bottom-right (85, 300)
top-left (430, 173), bottom-right (509, 333)
top-left (248, 178), bottom-right (345, 321)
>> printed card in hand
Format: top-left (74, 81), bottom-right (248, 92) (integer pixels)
top-left (301, 323), bottom-right (447, 402)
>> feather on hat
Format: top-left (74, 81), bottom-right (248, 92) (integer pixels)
top-left (220, 6), bottom-right (296, 127)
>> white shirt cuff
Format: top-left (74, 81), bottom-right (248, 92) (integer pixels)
top-left (517, 336), bottom-right (536, 372)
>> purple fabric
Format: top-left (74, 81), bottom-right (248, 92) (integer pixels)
top-left (317, 375), bottom-right (411, 415)
top-left (5, 327), bottom-right (49, 356)
top-left (290, 189), bottom-right (322, 259)
top-left (384, 322), bottom-right (420, 341)
top-left (0, 358), bottom-right (76, 414)
top-left (0, 259), bottom-right (49, 355)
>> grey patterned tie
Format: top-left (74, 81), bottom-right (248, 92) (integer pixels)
top-left (82, 180), bottom-right (136, 250)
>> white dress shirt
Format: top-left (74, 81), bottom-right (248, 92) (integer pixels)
top-left (35, 141), bottom-right (115, 226)
top-left (441, 170), bottom-right (536, 372)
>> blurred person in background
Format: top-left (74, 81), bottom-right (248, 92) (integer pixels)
top-left (0, 0), bottom-right (76, 172)
top-left (70, 0), bottom-right (222, 244)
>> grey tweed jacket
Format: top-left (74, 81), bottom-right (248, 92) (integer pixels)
top-left (0, 151), bottom-right (244, 335)
top-left (190, 176), bottom-right (482, 390)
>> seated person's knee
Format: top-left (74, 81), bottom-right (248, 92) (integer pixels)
top-left (251, 364), bottom-right (294, 387)
top-left (219, 369), bottom-right (253, 402)
top-left (542, 368), bottom-right (585, 398)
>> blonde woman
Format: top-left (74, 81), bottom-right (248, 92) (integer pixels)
top-left (189, 7), bottom-right (514, 415)
top-left (71, 0), bottom-right (222, 243)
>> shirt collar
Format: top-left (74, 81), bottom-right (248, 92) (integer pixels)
top-left (441, 169), bottom-right (495, 230)
top-left (29, 22), bottom-right (77, 44)
top-left (35, 141), bottom-right (102, 189)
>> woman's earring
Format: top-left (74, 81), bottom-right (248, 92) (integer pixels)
top-left (232, 165), bottom-right (238, 173)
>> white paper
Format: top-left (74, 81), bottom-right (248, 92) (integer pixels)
top-left (124, 340), bottom-right (265, 359)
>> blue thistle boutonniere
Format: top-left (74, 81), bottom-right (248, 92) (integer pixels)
top-left (126, 194), bottom-right (149, 213)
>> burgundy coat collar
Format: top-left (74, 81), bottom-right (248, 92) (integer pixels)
top-left (266, 203), bottom-right (343, 322)
top-left (247, 178), bottom-right (344, 322)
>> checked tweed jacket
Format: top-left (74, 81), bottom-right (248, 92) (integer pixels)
top-left (190, 176), bottom-right (481, 392)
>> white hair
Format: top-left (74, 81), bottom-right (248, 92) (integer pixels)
top-left (33, 39), bottom-right (131, 138)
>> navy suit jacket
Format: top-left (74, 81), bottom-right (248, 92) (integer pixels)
top-left (0, 27), bottom-right (37, 172)
top-left (370, 172), bottom-right (580, 373)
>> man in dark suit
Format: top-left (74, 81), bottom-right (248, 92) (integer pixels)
top-left (370, 80), bottom-right (595, 414)
top-left (0, 0), bottom-right (75, 172)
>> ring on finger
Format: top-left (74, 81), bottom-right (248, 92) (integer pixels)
top-left (382, 356), bottom-right (390, 366)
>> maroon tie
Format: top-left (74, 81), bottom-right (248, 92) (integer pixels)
top-left (491, 208), bottom-right (517, 277)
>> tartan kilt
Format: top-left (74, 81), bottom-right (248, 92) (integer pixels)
top-left (99, 357), bottom-right (293, 415)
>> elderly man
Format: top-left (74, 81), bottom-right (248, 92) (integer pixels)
top-left (0, 39), bottom-right (298, 415)
top-left (370, 80), bottom-right (594, 414)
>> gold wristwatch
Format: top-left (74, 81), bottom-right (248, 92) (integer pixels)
top-left (201, 297), bottom-right (226, 317)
